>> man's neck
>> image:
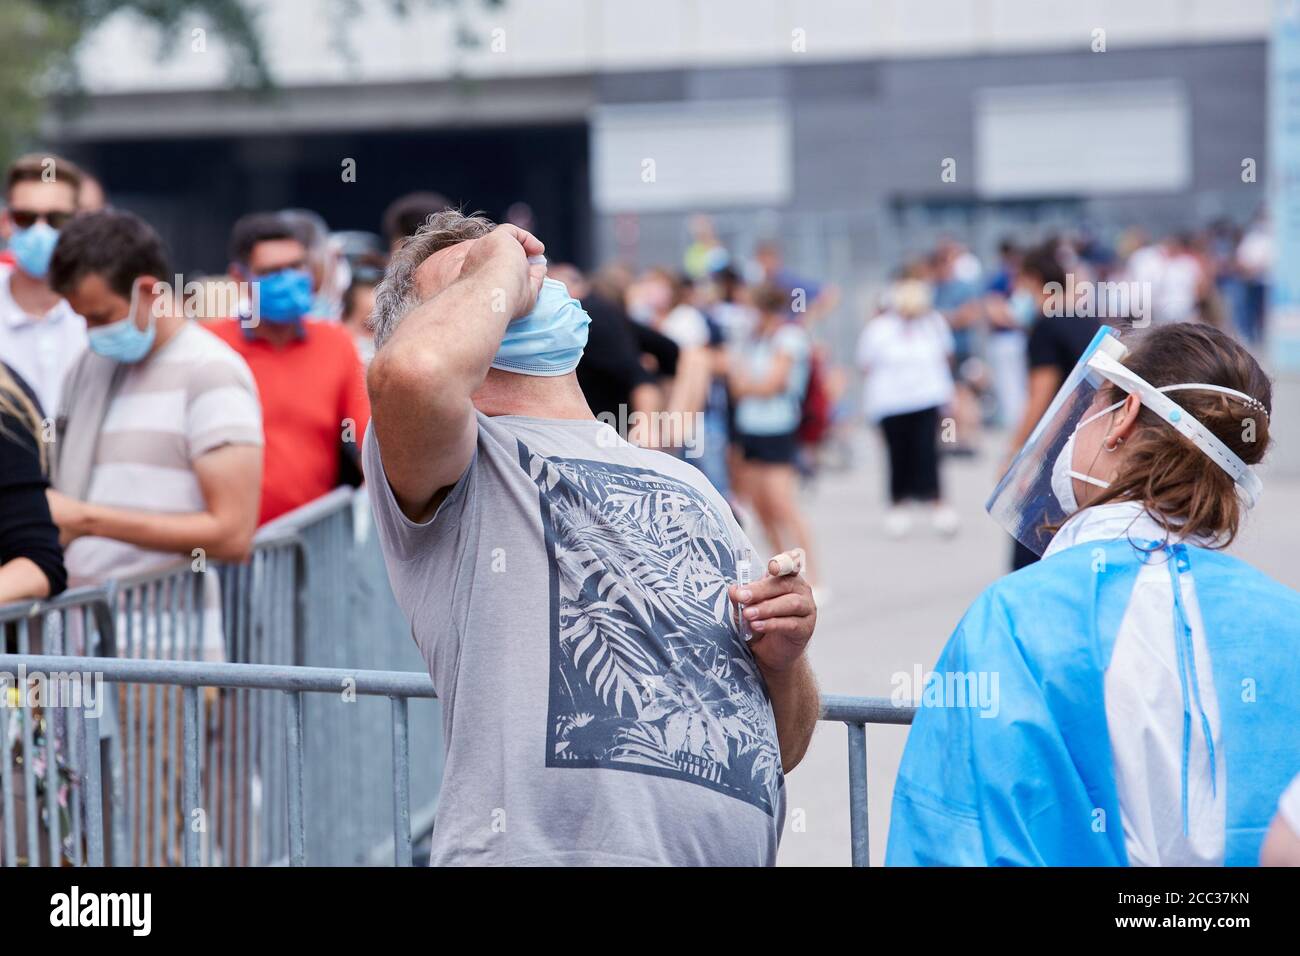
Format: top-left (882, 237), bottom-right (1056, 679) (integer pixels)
top-left (8, 268), bottom-right (61, 317)
top-left (472, 370), bottom-right (595, 420)
top-left (142, 310), bottom-right (187, 362)
top-left (249, 321), bottom-right (302, 347)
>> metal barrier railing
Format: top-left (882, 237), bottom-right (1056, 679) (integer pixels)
top-left (0, 654), bottom-right (434, 866)
top-left (820, 695), bottom-right (917, 867)
top-left (1, 487), bottom-right (443, 867)
top-left (2, 647), bottom-right (914, 866)
top-left (0, 587), bottom-right (115, 866)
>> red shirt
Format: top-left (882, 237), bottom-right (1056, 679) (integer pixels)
top-left (207, 318), bottom-right (370, 525)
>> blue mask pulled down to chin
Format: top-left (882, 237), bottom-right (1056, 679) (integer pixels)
top-left (491, 278), bottom-right (591, 376)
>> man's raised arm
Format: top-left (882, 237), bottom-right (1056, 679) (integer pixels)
top-left (366, 225), bottom-right (546, 523)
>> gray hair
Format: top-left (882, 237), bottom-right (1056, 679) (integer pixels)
top-left (369, 208), bottom-right (495, 348)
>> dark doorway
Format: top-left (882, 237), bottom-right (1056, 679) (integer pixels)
top-left (71, 123), bottom-right (591, 275)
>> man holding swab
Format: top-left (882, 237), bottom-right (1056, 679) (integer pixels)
top-left (363, 210), bottom-right (819, 866)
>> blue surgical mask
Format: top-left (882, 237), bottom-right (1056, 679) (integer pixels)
top-left (491, 278), bottom-right (591, 376)
top-left (1009, 290), bottom-right (1037, 328)
top-left (88, 281), bottom-right (156, 364)
top-left (9, 222), bottom-right (60, 279)
top-left (254, 268), bottom-right (314, 324)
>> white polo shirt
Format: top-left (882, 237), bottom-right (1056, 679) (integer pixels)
top-left (0, 265), bottom-right (87, 416)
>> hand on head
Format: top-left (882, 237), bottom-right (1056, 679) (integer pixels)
top-left (457, 224), bottom-right (547, 319)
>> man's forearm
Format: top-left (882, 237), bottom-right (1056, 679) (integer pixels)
top-left (762, 656), bottom-right (819, 771)
top-left (79, 505), bottom-right (253, 563)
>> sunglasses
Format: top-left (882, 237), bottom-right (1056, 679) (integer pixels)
top-left (9, 209), bottom-right (74, 230)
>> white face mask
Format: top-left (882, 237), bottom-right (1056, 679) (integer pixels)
top-left (1049, 401), bottom-right (1123, 515)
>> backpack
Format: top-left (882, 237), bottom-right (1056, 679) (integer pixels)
top-left (798, 346), bottom-right (832, 446)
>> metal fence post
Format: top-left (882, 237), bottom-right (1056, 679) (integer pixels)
top-left (390, 696), bottom-right (412, 867)
top-left (83, 708), bottom-right (105, 867)
top-left (182, 685), bottom-right (201, 868)
top-left (286, 690), bottom-right (305, 866)
top-left (847, 722), bottom-right (870, 867)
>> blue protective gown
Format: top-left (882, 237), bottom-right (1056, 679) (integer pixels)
top-left (885, 534), bottom-right (1300, 866)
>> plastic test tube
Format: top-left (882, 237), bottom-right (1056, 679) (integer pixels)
top-left (735, 548), bottom-right (753, 641)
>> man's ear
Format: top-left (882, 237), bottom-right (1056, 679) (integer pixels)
top-left (0, 209), bottom-right (12, 240)
top-left (139, 273), bottom-right (164, 316)
top-left (1111, 392), bottom-right (1143, 441)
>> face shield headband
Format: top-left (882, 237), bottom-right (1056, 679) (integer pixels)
top-left (1086, 348), bottom-right (1264, 509)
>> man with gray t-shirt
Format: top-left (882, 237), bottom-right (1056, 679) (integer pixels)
top-left (365, 210), bottom-right (820, 866)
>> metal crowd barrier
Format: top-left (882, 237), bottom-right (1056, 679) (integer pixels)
top-left (820, 695), bottom-right (917, 867)
top-left (2, 652), bottom-right (914, 866)
top-left (0, 587), bottom-right (114, 866)
top-left (261, 488), bottom-right (443, 865)
top-left (0, 487), bottom-right (442, 867)
top-left (0, 655), bottom-right (433, 866)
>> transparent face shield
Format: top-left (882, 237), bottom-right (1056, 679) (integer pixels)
top-left (986, 326), bottom-right (1264, 556)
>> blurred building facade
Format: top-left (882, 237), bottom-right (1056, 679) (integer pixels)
top-left (47, 0), bottom-right (1268, 302)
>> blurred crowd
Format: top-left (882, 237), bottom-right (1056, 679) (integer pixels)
top-left (0, 146), bottom-right (1278, 610)
top-left (852, 218), bottom-right (1274, 558)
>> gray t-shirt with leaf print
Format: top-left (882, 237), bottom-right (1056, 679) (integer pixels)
top-left (364, 411), bottom-right (785, 866)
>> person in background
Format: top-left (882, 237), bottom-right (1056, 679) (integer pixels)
top-left (0, 154), bottom-right (87, 417)
top-left (1235, 209), bottom-right (1271, 345)
top-left (982, 238), bottom-right (1030, 429)
top-left (207, 212), bottom-right (371, 525)
top-left (1005, 243), bottom-right (1103, 569)
top-left (576, 264), bottom-right (680, 452)
top-left (593, 264), bottom-right (682, 393)
top-left (0, 362), bottom-right (65, 603)
top-left (280, 208), bottom-right (350, 322)
top-left (930, 240), bottom-right (983, 456)
top-left (626, 268), bottom-right (712, 458)
top-left (565, 262), bottom-right (658, 420)
top-left (707, 265), bottom-right (756, 342)
top-left (857, 278), bottom-right (960, 539)
top-left (45, 210), bottom-right (262, 657)
top-left (342, 253), bottom-right (386, 365)
top-left (382, 191), bottom-right (450, 253)
top-left (683, 214), bottom-right (729, 279)
top-left (1262, 774), bottom-right (1300, 866)
top-left (728, 284), bottom-right (818, 584)
top-left (77, 171), bottom-right (107, 213)
top-left (1156, 232), bottom-right (1205, 326)
top-left (685, 272), bottom-right (736, 498)
top-left (752, 240), bottom-right (839, 326)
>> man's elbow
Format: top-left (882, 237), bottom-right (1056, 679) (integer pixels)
top-left (205, 519), bottom-right (257, 564)
top-left (779, 728), bottom-right (816, 773)
top-left (369, 346), bottom-right (460, 414)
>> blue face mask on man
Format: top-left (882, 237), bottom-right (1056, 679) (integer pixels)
top-left (9, 222), bottom-right (60, 279)
top-left (490, 277), bottom-right (591, 376)
top-left (88, 280), bottom-right (156, 364)
top-left (254, 267), bottom-right (314, 324)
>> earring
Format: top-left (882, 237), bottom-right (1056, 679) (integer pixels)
top-left (1103, 435), bottom-right (1124, 452)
